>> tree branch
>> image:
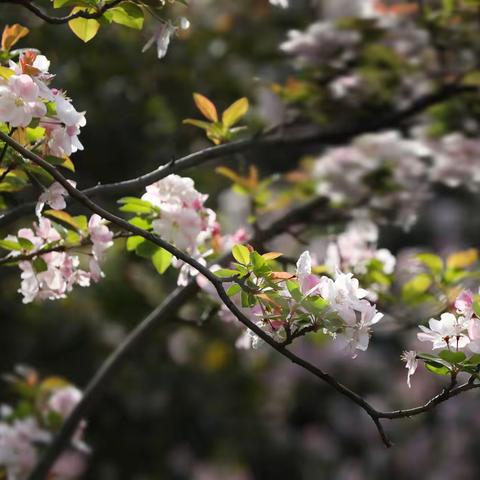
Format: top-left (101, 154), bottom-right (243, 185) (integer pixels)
top-left (1, 0), bottom-right (124, 24)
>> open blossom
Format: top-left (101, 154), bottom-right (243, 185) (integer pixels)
top-left (142, 22), bottom-right (177, 59)
top-left (0, 73), bottom-right (46, 127)
top-left (1, 51), bottom-right (86, 158)
top-left (323, 219), bottom-right (396, 276)
top-left (142, 175), bottom-right (217, 284)
top-left (417, 312), bottom-right (470, 350)
top-left (0, 417), bottom-right (51, 479)
top-left (88, 214), bottom-right (113, 281)
top-left (296, 251), bottom-right (321, 295)
top-left (401, 350), bottom-right (418, 388)
top-left (47, 386), bottom-right (82, 419)
top-left (35, 181), bottom-right (75, 217)
top-left (455, 289), bottom-right (474, 319)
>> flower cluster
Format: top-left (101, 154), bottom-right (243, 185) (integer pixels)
top-left (280, 21), bottom-right (360, 69)
top-left (312, 130), bottom-right (480, 228)
top-left (0, 369), bottom-right (87, 480)
top-left (204, 248), bottom-right (383, 357)
top-left (402, 289), bottom-right (480, 387)
top-left (6, 203), bottom-right (113, 303)
top-left (121, 174), bottom-right (218, 285)
top-left (418, 290), bottom-right (480, 352)
top-left (313, 131), bottom-right (430, 228)
top-left (320, 219), bottom-right (396, 276)
top-left (0, 50), bottom-right (86, 158)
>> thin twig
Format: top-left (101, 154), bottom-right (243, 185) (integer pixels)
top-left (2, 0), bottom-right (124, 24)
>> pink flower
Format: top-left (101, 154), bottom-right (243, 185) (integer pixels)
top-left (0, 74), bottom-right (46, 127)
top-left (35, 181), bottom-right (75, 217)
top-left (455, 289), bottom-right (474, 319)
top-left (48, 386), bottom-right (82, 419)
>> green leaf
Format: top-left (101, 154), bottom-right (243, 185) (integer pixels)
top-left (0, 66), bottom-right (14, 80)
top-left (232, 244), bottom-right (250, 265)
top-left (214, 268), bottom-right (239, 278)
top-left (135, 240), bottom-right (158, 259)
top-left (438, 350), bottom-right (466, 364)
top-left (473, 295), bottom-right (480, 318)
top-left (241, 290), bottom-right (256, 308)
top-left (105, 3), bottom-right (144, 29)
top-left (44, 210), bottom-right (82, 231)
top-left (33, 257), bottom-right (48, 273)
top-left (222, 97), bottom-right (249, 128)
top-left (416, 253), bottom-right (444, 275)
top-left (126, 235), bottom-right (144, 252)
top-left (17, 237), bottom-right (34, 251)
top-left (0, 239), bottom-right (22, 251)
top-left (425, 361), bottom-right (450, 376)
top-left (151, 248), bottom-right (173, 274)
top-left (226, 284), bottom-right (241, 297)
top-left (286, 280), bottom-right (303, 302)
top-left (129, 217), bottom-right (151, 229)
top-left (402, 273), bottom-right (432, 302)
top-left (182, 119), bottom-right (213, 131)
top-left (68, 9), bottom-right (101, 42)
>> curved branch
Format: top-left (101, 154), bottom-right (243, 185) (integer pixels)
top-left (2, 0), bottom-right (124, 24)
top-left (0, 84), bottom-right (475, 229)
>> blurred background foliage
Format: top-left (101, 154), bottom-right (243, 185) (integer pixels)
top-left (1, 1), bottom-right (480, 478)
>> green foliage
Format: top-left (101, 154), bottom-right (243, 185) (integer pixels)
top-left (183, 93), bottom-right (249, 144)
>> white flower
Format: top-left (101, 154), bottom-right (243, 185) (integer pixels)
top-left (270, 0), bottom-right (289, 8)
top-left (142, 22), bottom-right (177, 59)
top-left (0, 74), bottom-right (46, 127)
top-left (468, 317), bottom-right (480, 353)
top-left (295, 251), bottom-right (321, 295)
top-left (0, 417), bottom-right (50, 479)
top-left (319, 271), bottom-right (368, 314)
top-left (417, 312), bottom-right (469, 350)
top-left (35, 181), bottom-right (75, 217)
top-left (88, 214), bottom-right (113, 280)
top-left (401, 350), bottom-right (418, 388)
top-left (48, 386), bottom-right (82, 419)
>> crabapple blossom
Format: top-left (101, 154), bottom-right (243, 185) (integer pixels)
top-left (312, 131), bottom-right (430, 228)
top-left (401, 350), bottom-right (418, 388)
top-left (47, 386), bottom-right (83, 419)
top-left (323, 219), bottom-right (396, 276)
top-left (142, 22), bottom-right (177, 59)
top-left (0, 73), bottom-right (46, 127)
top-left (1, 51), bottom-right (86, 158)
top-left (7, 213), bottom-right (113, 303)
top-left (455, 289), bottom-right (474, 320)
top-left (295, 251), bottom-right (321, 295)
top-left (0, 417), bottom-right (50, 480)
top-left (35, 181), bottom-right (75, 217)
top-left (141, 175), bottom-right (217, 284)
top-left (417, 312), bottom-right (470, 350)
top-left (280, 21), bottom-right (360, 69)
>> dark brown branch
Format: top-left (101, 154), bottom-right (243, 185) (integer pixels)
top-left (0, 84), bottom-right (475, 229)
top-left (2, 0), bottom-right (124, 24)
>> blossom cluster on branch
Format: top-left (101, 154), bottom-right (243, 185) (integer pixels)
top-left (0, 367), bottom-right (86, 480)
